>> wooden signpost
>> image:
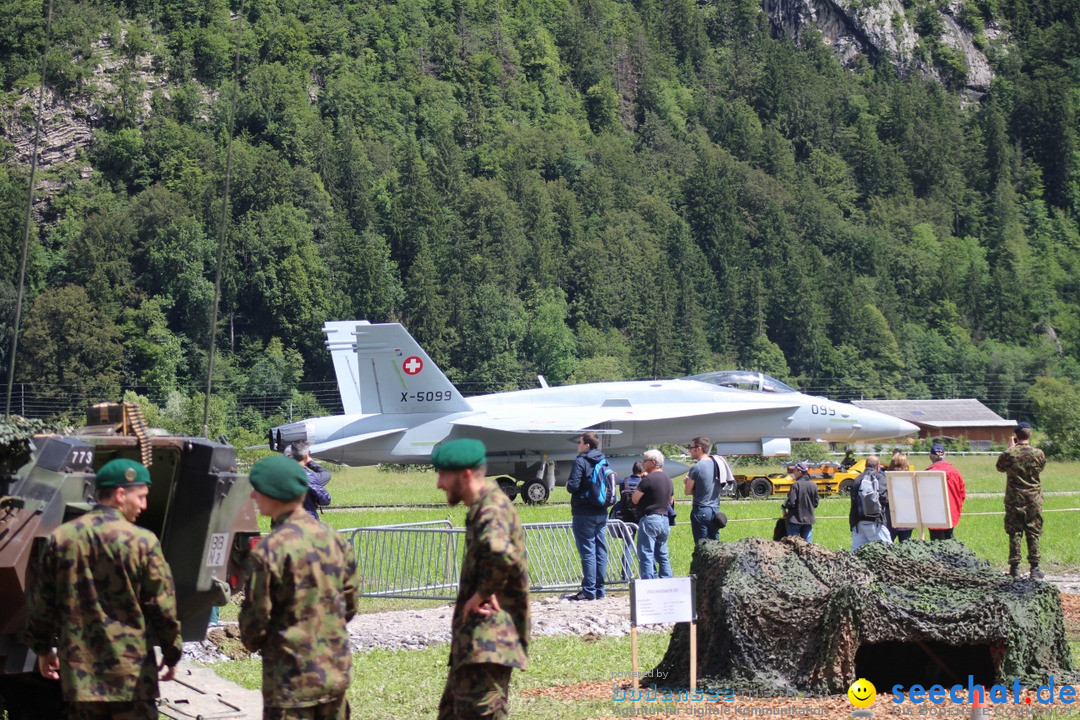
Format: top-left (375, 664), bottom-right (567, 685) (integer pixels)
top-left (629, 576), bottom-right (697, 705)
top-left (886, 470), bottom-right (950, 540)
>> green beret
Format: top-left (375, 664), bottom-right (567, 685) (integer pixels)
top-left (430, 439), bottom-right (486, 471)
top-left (96, 458), bottom-right (151, 489)
top-left (249, 455), bottom-right (309, 501)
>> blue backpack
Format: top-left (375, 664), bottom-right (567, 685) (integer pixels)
top-left (584, 457), bottom-right (618, 510)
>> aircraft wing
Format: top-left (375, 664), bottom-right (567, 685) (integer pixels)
top-left (607, 401), bottom-right (801, 422)
top-left (310, 428), bottom-right (407, 454)
top-left (450, 401), bottom-right (799, 436)
top-left (450, 409), bottom-right (623, 435)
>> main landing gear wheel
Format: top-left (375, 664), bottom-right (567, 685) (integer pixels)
top-left (496, 477), bottom-right (518, 501)
top-left (523, 479), bottom-right (549, 505)
top-left (749, 477), bottom-right (773, 499)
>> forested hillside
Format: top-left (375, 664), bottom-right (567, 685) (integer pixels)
top-left (0, 0), bottom-right (1078, 446)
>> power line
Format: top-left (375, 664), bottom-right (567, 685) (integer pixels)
top-left (5, 0), bottom-right (54, 419)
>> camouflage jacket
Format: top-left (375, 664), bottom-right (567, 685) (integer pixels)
top-left (239, 508), bottom-right (358, 708)
top-left (450, 480), bottom-right (530, 670)
top-left (996, 444), bottom-right (1046, 493)
top-left (24, 505), bottom-right (182, 702)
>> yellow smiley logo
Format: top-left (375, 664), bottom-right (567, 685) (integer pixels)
top-left (847, 678), bottom-right (876, 708)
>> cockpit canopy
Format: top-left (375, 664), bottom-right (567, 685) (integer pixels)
top-left (684, 371), bottom-right (798, 394)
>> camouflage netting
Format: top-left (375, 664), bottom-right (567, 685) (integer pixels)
top-left (0, 415), bottom-right (70, 478)
top-left (652, 538), bottom-right (1074, 695)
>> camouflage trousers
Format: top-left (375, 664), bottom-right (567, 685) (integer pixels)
top-left (263, 697), bottom-right (349, 720)
top-left (1004, 487), bottom-right (1042, 567)
top-left (69, 700), bottom-right (158, 720)
top-left (438, 663), bottom-right (513, 720)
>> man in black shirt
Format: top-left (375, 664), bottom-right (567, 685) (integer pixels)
top-left (632, 449), bottom-right (675, 579)
top-left (782, 462), bottom-right (818, 542)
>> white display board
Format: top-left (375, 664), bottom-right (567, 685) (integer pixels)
top-left (630, 577), bottom-right (696, 626)
top-left (886, 471), bottom-right (950, 530)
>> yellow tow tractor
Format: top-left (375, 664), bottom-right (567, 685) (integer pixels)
top-left (735, 459), bottom-right (876, 499)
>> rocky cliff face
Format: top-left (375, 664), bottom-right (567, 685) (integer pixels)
top-left (764, 0), bottom-right (995, 96)
top-left (0, 33), bottom-right (168, 174)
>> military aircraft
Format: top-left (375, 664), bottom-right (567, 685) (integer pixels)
top-left (268, 321), bottom-right (918, 503)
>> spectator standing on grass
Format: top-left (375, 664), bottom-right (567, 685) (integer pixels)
top-left (849, 455), bottom-right (892, 551)
top-left (887, 452), bottom-right (913, 542)
top-left (926, 444), bottom-right (966, 541)
top-left (433, 439), bottom-right (530, 720)
top-left (633, 449), bottom-right (674, 579)
top-left (782, 462), bottom-right (818, 542)
top-left (610, 462), bottom-right (644, 523)
top-left (685, 436), bottom-right (732, 542)
top-left (286, 441), bottom-right (332, 520)
top-left (565, 431), bottom-right (609, 601)
top-left (609, 461), bottom-right (644, 581)
top-left (996, 422), bottom-right (1047, 580)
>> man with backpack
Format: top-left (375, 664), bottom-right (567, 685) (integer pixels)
top-left (565, 431), bottom-right (612, 600)
top-left (849, 455), bottom-right (893, 551)
top-left (685, 436), bottom-right (732, 542)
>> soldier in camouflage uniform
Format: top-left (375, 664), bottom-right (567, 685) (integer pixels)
top-left (996, 422), bottom-right (1047, 580)
top-left (24, 458), bottom-right (182, 720)
top-left (239, 455), bottom-right (358, 720)
top-left (433, 439), bottom-right (529, 720)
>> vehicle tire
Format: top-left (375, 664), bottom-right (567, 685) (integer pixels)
top-left (749, 477), bottom-right (772, 499)
top-left (496, 477), bottom-right (518, 501)
top-left (838, 478), bottom-right (854, 495)
top-left (523, 479), bottom-right (549, 505)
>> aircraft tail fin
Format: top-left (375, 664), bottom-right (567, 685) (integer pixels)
top-left (325, 321), bottom-right (472, 415)
top-left (324, 321), bottom-right (370, 414)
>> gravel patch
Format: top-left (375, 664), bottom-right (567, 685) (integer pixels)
top-left (185, 593), bottom-right (666, 662)
top-left (183, 639), bottom-right (237, 664)
top-left (185, 575), bottom-right (1079, 663)
top-left (1047, 574), bottom-right (1080, 595)
top-left (343, 593), bottom-right (665, 653)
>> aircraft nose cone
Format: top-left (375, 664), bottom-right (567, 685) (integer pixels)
top-left (855, 410), bottom-right (919, 440)
top-left (665, 459), bottom-right (690, 478)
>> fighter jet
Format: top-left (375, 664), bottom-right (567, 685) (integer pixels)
top-left (268, 321), bottom-right (918, 503)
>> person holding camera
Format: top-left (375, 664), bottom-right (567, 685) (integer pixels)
top-left (996, 422), bottom-right (1046, 580)
top-left (286, 441), bottom-right (332, 519)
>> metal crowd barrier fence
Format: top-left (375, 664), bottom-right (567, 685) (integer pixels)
top-left (342, 520), bottom-right (461, 599)
top-left (341, 519), bottom-right (639, 600)
top-left (523, 520), bottom-right (639, 592)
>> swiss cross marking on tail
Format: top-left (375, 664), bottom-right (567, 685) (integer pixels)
top-left (403, 356), bottom-right (423, 375)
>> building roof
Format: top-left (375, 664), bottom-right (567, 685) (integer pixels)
top-left (851, 399), bottom-right (1015, 428)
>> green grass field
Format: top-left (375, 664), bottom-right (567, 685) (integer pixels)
top-left (320, 455), bottom-right (1080, 507)
top-left (306, 455), bottom-right (1080, 574)
top-left (212, 633), bottom-right (674, 720)
top-left (210, 632), bottom-right (1080, 720)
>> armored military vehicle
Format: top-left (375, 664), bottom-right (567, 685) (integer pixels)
top-left (0, 402), bottom-right (260, 717)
